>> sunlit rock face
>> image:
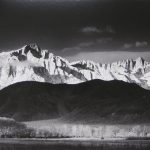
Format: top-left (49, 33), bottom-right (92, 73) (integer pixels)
top-left (0, 43), bottom-right (150, 89)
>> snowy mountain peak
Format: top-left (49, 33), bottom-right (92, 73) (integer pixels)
top-left (27, 43), bottom-right (41, 52)
top-left (0, 44), bottom-right (150, 90)
top-left (133, 57), bottom-right (146, 71)
top-left (135, 57), bottom-right (145, 65)
top-left (9, 43), bottom-right (43, 62)
top-left (23, 43), bottom-right (41, 52)
top-left (22, 43), bottom-right (42, 58)
top-left (135, 56), bottom-right (144, 61)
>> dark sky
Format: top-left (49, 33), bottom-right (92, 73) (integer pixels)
top-left (1, 0), bottom-right (150, 62)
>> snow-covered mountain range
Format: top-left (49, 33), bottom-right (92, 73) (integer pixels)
top-left (0, 43), bottom-right (150, 89)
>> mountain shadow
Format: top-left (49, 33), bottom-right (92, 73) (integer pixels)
top-left (0, 80), bottom-right (150, 124)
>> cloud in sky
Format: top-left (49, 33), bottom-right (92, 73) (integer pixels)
top-left (61, 38), bottom-right (113, 54)
top-left (60, 39), bottom-right (150, 63)
top-left (123, 41), bottom-right (148, 49)
top-left (123, 43), bottom-right (133, 49)
top-left (135, 41), bottom-right (148, 48)
top-left (80, 26), bottom-right (115, 34)
top-left (81, 26), bottom-right (101, 34)
top-left (66, 51), bottom-right (150, 63)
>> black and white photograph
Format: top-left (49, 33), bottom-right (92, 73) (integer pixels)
top-left (0, 0), bottom-right (150, 149)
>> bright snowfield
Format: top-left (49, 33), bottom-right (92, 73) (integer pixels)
top-left (0, 43), bottom-right (150, 89)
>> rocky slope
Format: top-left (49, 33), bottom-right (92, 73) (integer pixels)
top-left (0, 43), bottom-right (150, 89)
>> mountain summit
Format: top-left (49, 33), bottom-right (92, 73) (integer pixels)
top-left (0, 44), bottom-right (150, 89)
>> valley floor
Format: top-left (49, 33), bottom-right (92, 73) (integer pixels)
top-left (1, 138), bottom-right (150, 148)
top-left (25, 119), bottom-right (150, 139)
top-left (0, 138), bottom-right (150, 150)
